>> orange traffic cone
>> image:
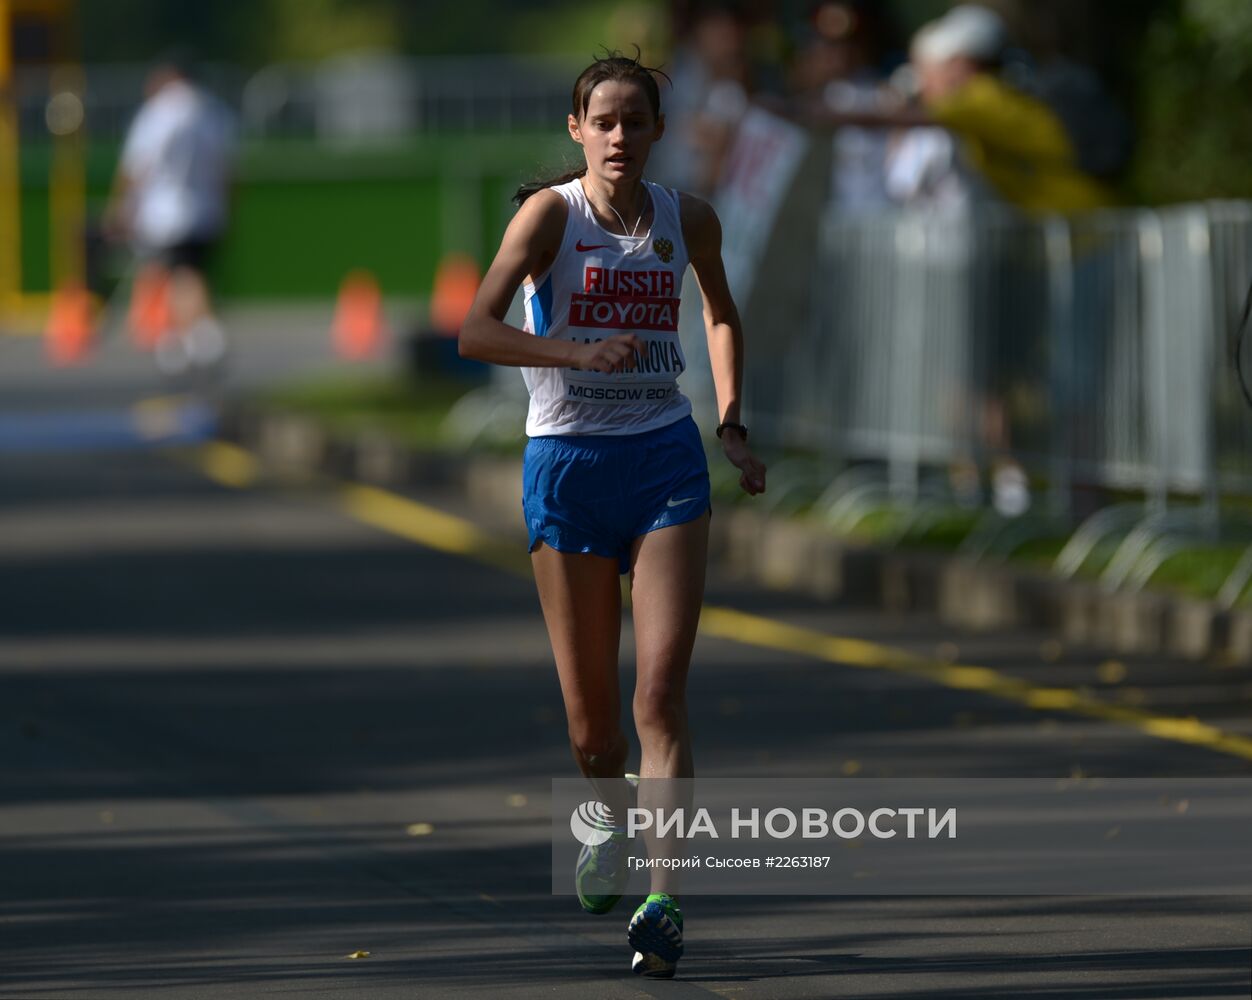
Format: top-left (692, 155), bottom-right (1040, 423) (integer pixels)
top-left (429, 252), bottom-right (480, 336)
top-left (128, 263), bottom-right (172, 350)
top-left (332, 270), bottom-right (385, 360)
top-left (45, 284), bottom-right (96, 366)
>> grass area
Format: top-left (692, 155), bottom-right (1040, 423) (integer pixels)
top-left (259, 371), bottom-right (482, 450)
top-left (1012, 535), bottom-right (1070, 568)
top-left (894, 507), bottom-right (985, 550)
top-left (711, 468), bottom-right (1252, 605)
top-left (20, 133), bottom-right (566, 296)
top-left (1151, 546), bottom-right (1248, 602)
top-left (846, 507), bottom-right (908, 543)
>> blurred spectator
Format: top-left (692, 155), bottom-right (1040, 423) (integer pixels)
top-left (907, 5), bottom-right (1112, 215)
top-left (794, 0), bottom-right (896, 214)
top-left (105, 52), bottom-right (236, 377)
top-left (1004, 54), bottom-right (1134, 183)
top-left (884, 126), bottom-right (983, 212)
top-left (649, 5), bottom-right (752, 196)
top-left (882, 18), bottom-right (986, 213)
top-left (911, 7), bottom-right (1089, 515)
top-left (811, 4), bottom-right (1114, 216)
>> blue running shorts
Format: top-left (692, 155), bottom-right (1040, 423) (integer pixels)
top-left (523, 415), bottom-right (711, 573)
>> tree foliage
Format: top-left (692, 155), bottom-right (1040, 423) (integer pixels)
top-left (79, 0), bottom-right (650, 65)
top-left (1131, 0), bottom-right (1252, 201)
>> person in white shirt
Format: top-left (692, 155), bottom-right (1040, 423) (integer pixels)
top-left (106, 53), bottom-right (235, 376)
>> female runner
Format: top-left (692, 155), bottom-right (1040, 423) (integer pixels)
top-left (460, 51), bottom-right (766, 978)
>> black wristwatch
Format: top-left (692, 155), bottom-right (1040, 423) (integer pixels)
top-left (715, 421), bottom-right (749, 440)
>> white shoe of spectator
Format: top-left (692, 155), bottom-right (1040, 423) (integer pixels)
top-left (154, 330), bottom-right (192, 377)
top-left (186, 318), bottom-right (228, 369)
top-left (992, 461), bottom-right (1031, 518)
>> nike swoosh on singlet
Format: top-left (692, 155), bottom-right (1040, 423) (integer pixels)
top-left (576, 240), bottom-right (611, 252)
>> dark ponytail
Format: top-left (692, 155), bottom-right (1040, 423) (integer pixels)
top-left (512, 166), bottom-right (587, 207)
top-left (512, 48), bottom-right (669, 206)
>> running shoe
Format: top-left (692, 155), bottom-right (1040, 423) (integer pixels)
top-left (575, 828), bottom-right (629, 914)
top-left (628, 892), bottom-right (683, 978)
top-left (574, 774), bottom-right (640, 915)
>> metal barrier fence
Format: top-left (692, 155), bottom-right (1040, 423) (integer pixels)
top-left (743, 202), bottom-right (1252, 520)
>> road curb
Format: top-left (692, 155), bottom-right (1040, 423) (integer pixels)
top-left (219, 404), bottom-right (1252, 666)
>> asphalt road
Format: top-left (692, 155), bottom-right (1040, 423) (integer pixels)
top-left (1, 320), bottom-right (1251, 998)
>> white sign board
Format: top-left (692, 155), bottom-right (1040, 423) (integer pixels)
top-left (712, 106), bottom-right (810, 306)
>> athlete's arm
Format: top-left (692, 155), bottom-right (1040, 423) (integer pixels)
top-left (459, 189), bottom-right (641, 372)
top-left (681, 194), bottom-right (767, 496)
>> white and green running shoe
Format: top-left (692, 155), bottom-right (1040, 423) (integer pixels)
top-left (628, 892), bottom-right (684, 978)
top-left (574, 774), bottom-right (640, 915)
top-left (575, 829), bottom-right (629, 914)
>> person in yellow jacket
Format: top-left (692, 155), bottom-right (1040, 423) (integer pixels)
top-left (811, 4), bottom-right (1115, 215)
top-left (911, 5), bottom-right (1112, 215)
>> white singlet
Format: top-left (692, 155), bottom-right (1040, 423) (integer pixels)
top-left (120, 79), bottom-right (235, 251)
top-left (521, 177), bottom-right (692, 437)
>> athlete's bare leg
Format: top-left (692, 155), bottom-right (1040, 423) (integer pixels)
top-left (629, 512), bottom-right (707, 779)
top-left (153, 265), bottom-right (226, 375)
top-left (532, 543), bottom-right (631, 820)
top-left (628, 512), bottom-right (708, 893)
top-left (168, 265), bottom-right (211, 332)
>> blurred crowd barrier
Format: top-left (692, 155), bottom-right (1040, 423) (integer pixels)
top-left (747, 200), bottom-right (1252, 523)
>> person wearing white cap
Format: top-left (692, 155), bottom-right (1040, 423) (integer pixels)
top-left (816, 4), bottom-right (1112, 215)
top-left (916, 4), bottom-right (1007, 65)
top-left (907, 4), bottom-right (1111, 214)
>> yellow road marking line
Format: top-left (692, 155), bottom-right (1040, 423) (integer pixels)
top-left (339, 483), bottom-right (530, 577)
top-left (186, 442), bottom-right (1252, 763)
top-left (131, 393), bottom-right (194, 416)
top-left (194, 440), bottom-right (259, 489)
top-left (130, 393), bottom-right (196, 441)
top-left (698, 605), bottom-right (1252, 762)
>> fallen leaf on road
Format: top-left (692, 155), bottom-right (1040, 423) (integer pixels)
top-left (1097, 660), bottom-right (1127, 684)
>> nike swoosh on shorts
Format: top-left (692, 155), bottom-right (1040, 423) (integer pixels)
top-left (666, 496), bottom-right (700, 508)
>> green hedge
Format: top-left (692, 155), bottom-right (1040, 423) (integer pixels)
top-left (18, 133), bottom-right (570, 298)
